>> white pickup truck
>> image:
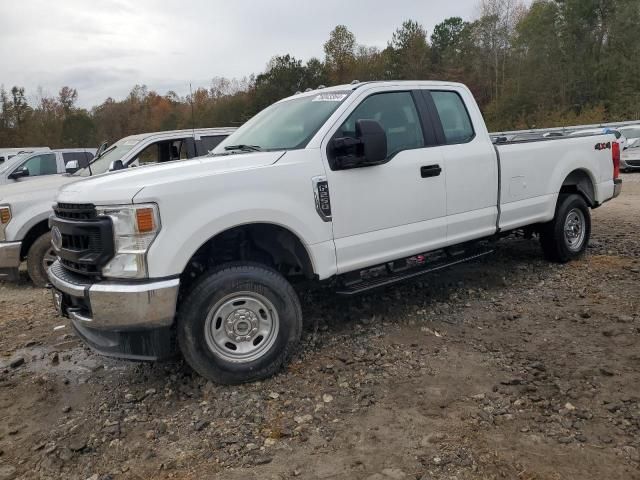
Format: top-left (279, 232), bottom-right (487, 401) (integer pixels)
top-left (0, 128), bottom-right (233, 286)
top-left (46, 81), bottom-right (622, 384)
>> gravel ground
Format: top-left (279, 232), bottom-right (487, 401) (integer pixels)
top-left (1, 174), bottom-right (639, 480)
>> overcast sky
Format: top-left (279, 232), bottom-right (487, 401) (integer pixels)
top-left (1, 0), bottom-right (488, 108)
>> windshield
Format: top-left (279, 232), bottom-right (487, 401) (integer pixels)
top-left (214, 91), bottom-right (351, 153)
top-left (0, 153), bottom-right (32, 175)
top-left (74, 138), bottom-right (141, 177)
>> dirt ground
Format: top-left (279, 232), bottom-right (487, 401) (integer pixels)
top-left (1, 175), bottom-right (639, 480)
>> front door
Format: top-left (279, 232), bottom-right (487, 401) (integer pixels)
top-left (321, 90), bottom-right (448, 274)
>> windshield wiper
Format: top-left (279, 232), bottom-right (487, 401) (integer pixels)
top-left (93, 144), bottom-right (117, 161)
top-left (223, 144), bottom-right (262, 152)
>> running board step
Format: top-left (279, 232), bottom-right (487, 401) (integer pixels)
top-left (336, 249), bottom-right (494, 295)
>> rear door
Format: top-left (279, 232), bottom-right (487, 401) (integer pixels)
top-left (421, 88), bottom-right (499, 245)
top-left (321, 88), bottom-right (448, 274)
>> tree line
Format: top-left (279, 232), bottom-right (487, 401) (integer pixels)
top-left (1, 0), bottom-right (639, 148)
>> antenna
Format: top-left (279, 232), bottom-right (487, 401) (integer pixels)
top-left (189, 83), bottom-right (196, 137)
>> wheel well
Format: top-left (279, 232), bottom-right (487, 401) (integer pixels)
top-left (20, 220), bottom-right (50, 260)
top-left (560, 169), bottom-right (595, 207)
top-left (180, 223), bottom-right (315, 293)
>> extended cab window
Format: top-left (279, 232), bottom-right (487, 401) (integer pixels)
top-left (337, 92), bottom-right (424, 158)
top-left (19, 153), bottom-right (57, 176)
top-left (431, 91), bottom-right (474, 144)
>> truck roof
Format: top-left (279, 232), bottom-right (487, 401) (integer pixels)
top-left (288, 80), bottom-right (467, 100)
top-left (120, 127), bottom-right (236, 143)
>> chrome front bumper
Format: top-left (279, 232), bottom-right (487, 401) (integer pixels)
top-left (47, 260), bottom-right (179, 330)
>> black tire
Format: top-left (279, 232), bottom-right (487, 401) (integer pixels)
top-left (26, 232), bottom-right (56, 288)
top-left (177, 262), bottom-right (302, 384)
top-left (540, 193), bottom-right (591, 263)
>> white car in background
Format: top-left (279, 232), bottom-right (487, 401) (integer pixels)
top-left (618, 125), bottom-right (640, 171)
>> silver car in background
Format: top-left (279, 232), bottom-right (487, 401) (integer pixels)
top-left (619, 125), bottom-right (640, 171)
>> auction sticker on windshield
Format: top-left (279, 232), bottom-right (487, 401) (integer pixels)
top-left (312, 93), bottom-right (348, 102)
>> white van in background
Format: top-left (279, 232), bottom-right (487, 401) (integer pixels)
top-left (0, 147), bottom-right (50, 165)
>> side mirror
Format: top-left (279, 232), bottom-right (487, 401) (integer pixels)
top-left (65, 160), bottom-right (79, 174)
top-left (109, 160), bottom-right (125, 172)
top-left (8, 166), bottom-right (29, 180)
top-left (329, 119), bottom-right (387, 170)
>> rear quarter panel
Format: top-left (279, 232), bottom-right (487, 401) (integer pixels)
top-left (497, 134), bottom-right (615, 230)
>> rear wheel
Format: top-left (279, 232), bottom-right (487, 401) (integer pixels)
top-left (177, 262), bottom-right (302, 384)
top-left (540, 193), bottom-right (591, 263)
top-left (26, 232), bottom-right (56, 287)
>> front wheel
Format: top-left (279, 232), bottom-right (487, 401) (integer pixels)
top-left (177, 263), bottom-right (302, 384)
top-left (27, 232), bottom-right (56, 287)
top-left (540, 193), bottom-right (591, 263)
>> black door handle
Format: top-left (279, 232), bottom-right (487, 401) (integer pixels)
top-left (420, 164), bottom-right (442, 178)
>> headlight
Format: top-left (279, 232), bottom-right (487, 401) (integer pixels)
top-left (0, 205), bottom-right (11, 241)
top-left (97, 204), bottom-right (160, 279)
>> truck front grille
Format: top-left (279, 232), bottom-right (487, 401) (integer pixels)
top-left (53, 203), bottom-right (97, 220)
top-left (52, 203), bottom-right (114, 276)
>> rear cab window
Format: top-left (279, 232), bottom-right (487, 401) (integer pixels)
top-left (429, 91), bottom-right (475, 145)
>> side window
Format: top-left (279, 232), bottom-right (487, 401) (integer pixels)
top-left (133, 143), bottom-right (161, 166)
top-left (131, 141), bottom-right (177, 166)
top-left (63, 152), bottom-right (80, 164)
top-left (20, 153), bottom-right (58, 176)
top-left (198, 135), bottom-right (226, 155)
top-left (338, 92), bottom-right (424, 158)
top-left (63, 152), bottom-right (91, 168)
top-left (431, 91), bottom-right (474, 144)
top-left (82, 152), bottom-right (93, 167)
top-left (169, 140), bottom-right (183, 161)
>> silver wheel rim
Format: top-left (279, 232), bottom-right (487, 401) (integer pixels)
top-left (564, 208), bottom-right (586, 252)
top-left (42, 248), bottom-right (57, 271)
top-left (204, 291), bottom-right (280, 363)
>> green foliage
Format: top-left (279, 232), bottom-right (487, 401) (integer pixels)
top-left (323, 25), bottom-right (357, 83)
top-left (1, 0), bottom-right (639, 147)
top-left (388, 20), bottom-right (431, 79)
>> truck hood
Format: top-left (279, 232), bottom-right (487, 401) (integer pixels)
top-left (57, 151), bottom-right (286, 205)
top-left (0, 174), bottom-right (77, 204)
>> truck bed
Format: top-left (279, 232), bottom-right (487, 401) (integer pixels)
top-left (495, 133), bottom-right (617, 231)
